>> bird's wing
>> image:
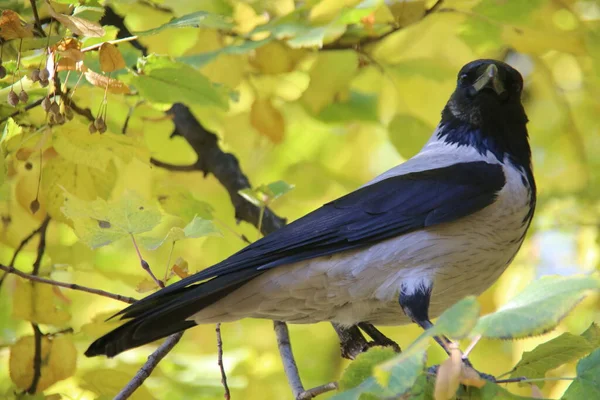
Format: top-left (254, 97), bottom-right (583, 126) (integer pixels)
top-left (86, 161), bottom-right (506, 357)
top-left (118, 161), bottom-right (505, 316)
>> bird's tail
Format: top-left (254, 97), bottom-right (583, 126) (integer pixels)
top-left (85, 270), bottom-right (260, 357)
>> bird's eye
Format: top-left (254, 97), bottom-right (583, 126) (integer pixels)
top-left (458, 74), bottom-right (469, 86)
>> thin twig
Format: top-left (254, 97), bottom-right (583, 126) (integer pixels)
top-left (31, 216), bottom-right (49, 276)
top-left (131, 234), bottom-right (164, 288)
top-left (216, 323), bottom-right (231, 400)
top-left (462, 334), bottom-right (481, 359)
top-left (29, 0), bottom-right (46, 37)
top-left (496, 376), bottom-right (575, 384)
top-left (0, 264), bottom-right (137, 304)
top-left (297, 382), bottom-right (338, 400)
top-left (274, 321), bottom-right (304, 398)
top-left (113, 332), bottom-right (184, 400)
top-left (81, 36), bottom-right (140, 53)
top-left (26, 324), bottom-right (43, 394)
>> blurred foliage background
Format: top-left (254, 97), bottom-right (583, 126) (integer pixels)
top-left (0, 0), bottom-right (599, 399)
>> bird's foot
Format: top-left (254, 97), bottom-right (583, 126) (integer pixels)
top-left (363, 339), bottom-right (401, 354)
top-left (335, 324), bottom-right (370, 360)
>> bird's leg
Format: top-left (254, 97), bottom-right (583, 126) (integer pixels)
top-left (332, 323), bottom-right (369, 360)
top-left (398, 284), bottom-right (495, 382)
top-left (357, 322), bottom-right (401, 353)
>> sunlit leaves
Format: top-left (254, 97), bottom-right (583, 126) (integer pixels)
top-left (45, 0), bottom-right (105, 37)
top-left (474, 275), bottom-right (600, 339)
top-left (155, 186), bottom-right (213, 221)
top-left (60, 190), bottom-right (162, 248)
top-left (238, 180), bottom-right (295, 206)
top-left (12, 280), bottom-right (71, 325)
top-left (9, 335), bottom-right (77, 392)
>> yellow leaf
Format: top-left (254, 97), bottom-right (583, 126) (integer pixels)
top-left (250, 98), bottom-right (285, 143)
top-left (84, 69), bottom-right (131, 94)
top-left (233, 2), bottom-right (268, 34)
top-left (41, 157), bottom-right (117, 223)
top-left (388, 0), bottom-right (426, 27)
top-left (300, 51), bottom-right (358, 114)
top-left (459, 364), bottom-right (486, 388)
top-left (310, 0), bottom-right (363, 23)
top-left (135, 278), bottom-right (159, 293)
top-left (250, 41), bottom-right (294, 75)
top-left (12, 279), bottom-right (71, 325)
top-left (172, 258), bottom-right (189, 279)
top-left (502, 25), bottom-right (586, 55)
top-left (52, 120), bottom-right (138, 171)
top-left (81, 369), bottom-right (156, 400)
top-left (80, 311), bottom-right (125, 338)
top-left (434, 345), bottom-right (461, 400)
top-left (0, 10), bottom-right (34, 40)
top-left (99, 42), bottom-right (126, 73)
top-left (9, 334), bottom-right (76, 392)
top-left (45, 0), bottom-right (105, 37)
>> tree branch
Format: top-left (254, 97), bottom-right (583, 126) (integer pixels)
top-left (114, 332), bottom-right (184, 400)
top-left (216, 323), bottom-right (231, 400)
top-left (29, 0), bottom-right (46, 37)
top-left (298, 382), bottom-right (338, 400)
top-left (274, 321), bottom-right (304, 397)
top-left (0, 264), bottom-right (137, 304)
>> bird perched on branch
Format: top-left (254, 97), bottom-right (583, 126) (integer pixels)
top-left (86, 59), bottom-right (536, 359)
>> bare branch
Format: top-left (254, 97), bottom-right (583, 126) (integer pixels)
top-left (274, 321), bottom-right (304, 397)
top-left (26, 324), bottom-right (43, 394)
top-left (297, 382), bottom-right (338, 400)
top-left (150, 158), bottom-right (199, 172)
top-left (0, 97), bottom-right (45, 125)
top-left (114, 332), bottom-right (184, 400)
top-left (216, 323), bottom-right (231, 400)
top-left (29, 0), bottom-right (46, 37)
top-left (0, 264), bottom-right (137, 304)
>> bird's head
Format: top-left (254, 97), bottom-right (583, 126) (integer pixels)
top-left (444, 59), bottom-right (527, 128)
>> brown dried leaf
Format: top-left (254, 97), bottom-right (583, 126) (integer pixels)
top-left (434, 345), bottom-right (462, 400)
top-left (172, 258), bottom-right (190, 279)
top-left (59, 48), bottom-right (84, 62)
top-left (0, 10), bottom-right (34, 40)
top-left (56, 57), bottom-right (83, 72)
top-left (99, 42), bottom-right (126, 73)
top-left (45, 0), bottom-right (104, 37)
top-left (84, 70), bottom-right (131, 94)
top-left (56, 37), bottom-right (81, 52)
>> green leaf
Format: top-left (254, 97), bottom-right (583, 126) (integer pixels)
top-left (509, 332), bottom-right (594, 385)
top-left (335, 347), bottom-right (397, 399)
top-left (318, 91), bottom-right (379, 123)
top-left (155, 186), bottom-right (213, 221)
top-left (139, 216), bottom-right (221, 250)
top-left (582, 323), bottom-right (600, 348)
top-left (474, 275), bottom-right (600, 339)
top-left (562, 348), bottom-right (600, 399)
top-left (1, 118), bottom-right (24, 154)
top-left (61, 190), bottom-right (162, 249)
top-left (177, 38), bottom-right (272, 68)
top-left (130, 63), bottom-right (229, 109)
top-left (457, 382), bottom-right (540, 399)
top-left (407, 374), bottom-right (435, 400)
top-left (238, 180), bottom-right (295, 206)
top-left (134, 11), bottom-right (234, 36)
top-left (331, 377), bottom-right (383, 400)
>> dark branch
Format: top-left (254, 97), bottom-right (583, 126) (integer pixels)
top-left (0, 264), bottom-right (137, 304)
top-left (0, 98), bottom-right (45, 125)
top-left (26, 324), bottom-right (43, 394)
top-left (114, 332), bottom-right (184, 400)
top-left (149, 158), bottom-right (199, 172)
top-left (29, 0), bottom-right (46, 37)
top-left (165, 103), bottom-right (287, 236)
top-left (31, 216), bottom-right (49, 276)
top-left (101, 6), bottom-right (149, 56)
top-left (216, 323), bottom-right (231, 400)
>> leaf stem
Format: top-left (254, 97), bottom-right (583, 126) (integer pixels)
top-left (496, 376), bottom-right (576, 384)
top-left (131, 234), bottom-right (164, 288)
top-left (81, 36), bottom-right (140, 53)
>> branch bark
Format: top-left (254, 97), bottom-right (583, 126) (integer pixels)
top-left (114, 332), bottom-right (184, 400)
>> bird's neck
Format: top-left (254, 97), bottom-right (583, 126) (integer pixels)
top-left (436, 110), bottom-right (533, 175)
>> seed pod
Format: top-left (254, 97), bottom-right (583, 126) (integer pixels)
top-left (94, 117), bottom-right (106, 131)
top-left (39, 68), bottom-right (50, 81)
top-left (7, 90), bottom-right (19, 107)
top-left (48, 113), bottom-right (57, 125)
top-left (30, 199), bottom-right (40, 214)
top-left (56, 113), bottom-right (66, 125)
top-left (88, 122), bottom-right (97, 134)
top-left (65, 107), bottom-right (74, 120)
top-left (98, 123), bottom-right (107, 133)
top-left (49, 101), bottom-right (60, 115)
top-left (0, 65), bottom-right (6, 79)
top-left (18, 90), bottom-right (29, 103)
top-left (24, 162), bottom-right (33, 170)
top-left (30, 69), bottom-right (40, 82)
top-left (41, 96), bottom-right (52, 112)
top-left (39, 79), bottom-right (49, 88)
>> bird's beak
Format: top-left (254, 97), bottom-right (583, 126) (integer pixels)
top-left (472, 64), bottom-right (505, 96)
